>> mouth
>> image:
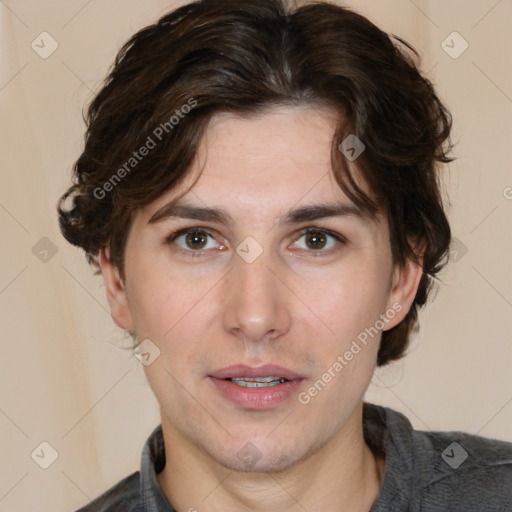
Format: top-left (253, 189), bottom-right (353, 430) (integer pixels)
top-left (209, 364), bottom-right (306, 382)
top-left (208, 364), bottom-right (306, 409)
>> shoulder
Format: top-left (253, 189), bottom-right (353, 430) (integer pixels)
top-left (366, 403), bottom-right (512, 511)
top-left (74, 471), bottom-right (142, 512)
top-left (417, 428), bottom-right (512, 509)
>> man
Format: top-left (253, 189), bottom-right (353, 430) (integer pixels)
top-left (58, 0), bottom-right (512, 510)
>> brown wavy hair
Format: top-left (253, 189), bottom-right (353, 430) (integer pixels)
top-left (57, 0), bottom-right (453, 366)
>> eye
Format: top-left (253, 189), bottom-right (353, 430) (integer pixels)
top-left (166, 228), bottom-right (223, 254)
top-left (291, 228), bottom-right (345, 254)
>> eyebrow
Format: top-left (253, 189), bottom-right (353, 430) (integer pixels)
top-left (148, 198), bottom-right (373, 227)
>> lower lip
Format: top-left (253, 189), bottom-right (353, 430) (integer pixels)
top-left (209, 377), bottom-right (304, 410)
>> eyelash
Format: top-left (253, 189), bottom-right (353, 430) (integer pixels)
top-left (165, 227), bottom-right (347, 258)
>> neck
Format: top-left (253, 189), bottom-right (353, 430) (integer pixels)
top-left (157, 402), bottom-right (384, 512)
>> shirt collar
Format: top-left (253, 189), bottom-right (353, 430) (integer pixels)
top-left (140, 424), bottom-right (176, 511)
top-left (366, 402), bottom-right (433, 511)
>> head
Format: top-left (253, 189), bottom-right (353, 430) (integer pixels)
top-left (58, 0), bottom-right (452, 472)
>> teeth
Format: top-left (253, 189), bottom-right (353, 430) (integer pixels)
top-left (230, 377), bottom-right (287, 388)
top-left (235, 376), bottom-right (284, 382)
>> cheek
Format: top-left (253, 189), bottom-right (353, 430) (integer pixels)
top-left (315, 260), bottom-right (390, 340)
top-left (124, 256), bottom-right (222, 381)
top-left (306, 281), bottom-right (383, 406)
top-left (127, 271), bottom-right (215, 397)
top-left (127, 272), bottom-right (209, 342)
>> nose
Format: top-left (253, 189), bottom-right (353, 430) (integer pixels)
top-left (221, 244), bottom-right (292, 344)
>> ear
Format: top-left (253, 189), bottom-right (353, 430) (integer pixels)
top-left (383, 253), bottom-right (424, 331)
top-left (98, 248), bottom-right (134, 330)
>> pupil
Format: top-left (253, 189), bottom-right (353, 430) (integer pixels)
top-left (306, 232), bottom-right (326, 249)
top-left (186, 231), bottom-right (207, 249)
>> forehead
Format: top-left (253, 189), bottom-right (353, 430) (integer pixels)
top-left (193, 105), bottom-right (336, 191)
top-left (203, 105), bottom-right (336, 162)
top-left (141, 105), bottom-right (376, 224)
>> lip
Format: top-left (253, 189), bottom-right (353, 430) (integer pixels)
top-left (208, 364), bottom-right (306, 410)
top-left (209, 364), bottom-right (306, 381)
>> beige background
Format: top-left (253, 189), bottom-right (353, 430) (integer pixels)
top-left (1, 0), bottom-right (511, 510)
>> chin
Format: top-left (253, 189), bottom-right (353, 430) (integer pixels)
top-left (214, 450), bottom-right (300, 474)
top-left (204, 435), bottom-right (323, 475)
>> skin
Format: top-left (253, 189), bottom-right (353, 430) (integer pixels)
top-left (100, 105), bottom-right (423, 512)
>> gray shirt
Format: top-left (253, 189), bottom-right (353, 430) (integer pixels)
top-left (75, 403), bottom-right (512, 511)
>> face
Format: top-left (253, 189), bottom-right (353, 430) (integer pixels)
top-left (101, 105), bottom-right (421, 472)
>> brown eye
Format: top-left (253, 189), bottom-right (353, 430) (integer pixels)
top-left (304, 231), bottom-right (328, 250)
top-left (167, 228), bottom-right (220, 253)
top-left (184, 231), bottom-right (209, 249)
top-left (291, 228), bottom-right (345, 255)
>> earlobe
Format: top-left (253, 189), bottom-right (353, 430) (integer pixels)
top-left (98, 248), bottom-right (134, 330)
top-left (383, 257), bottom-right (424, 331)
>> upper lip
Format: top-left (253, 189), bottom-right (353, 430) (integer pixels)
top-left (209, 364), bottom-right (306, 381)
